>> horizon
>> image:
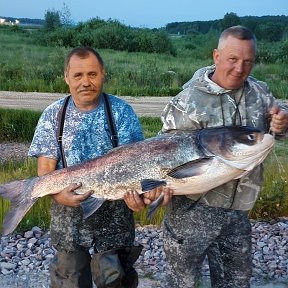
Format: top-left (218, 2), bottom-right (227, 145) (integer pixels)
top-left (0, 13), bottom-right (287, 29)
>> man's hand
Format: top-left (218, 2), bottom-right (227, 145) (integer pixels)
top-left (270, 106), bottom-right (288, 134)
top-left (123, 187), bottom-right (174, 212)
top-left (51, 182), bottom-right (93, 207)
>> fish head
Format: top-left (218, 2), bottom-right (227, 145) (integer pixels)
top-left (198, 126), bottom-right (275, 171)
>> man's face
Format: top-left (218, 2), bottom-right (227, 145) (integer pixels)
top-left (64, 52), bottom-right (105, 110)
top-left (212, 36), bottom-right (256, 90)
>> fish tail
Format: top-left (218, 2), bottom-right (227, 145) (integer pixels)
top-left (0, 177), bottom-right (39, 235)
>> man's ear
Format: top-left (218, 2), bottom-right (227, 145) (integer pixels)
top-left (64, 72), bottom-right (69, 85)
top-left (213, 49), bottom-right (220, 64)
top-left (102, 68), bottom-right (106, 83)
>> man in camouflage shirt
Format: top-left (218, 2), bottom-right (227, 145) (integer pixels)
top-left (159, 26), bottom-right (288, 287)
top-left (125, 25), bottom-right (288, 288)
top-left (28, 47), bottom-right (144, 288)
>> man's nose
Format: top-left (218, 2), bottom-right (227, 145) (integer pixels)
top-left (82, 75), bottom-right (91, 86)
top-left (235, 61), bottom-right (244, 73)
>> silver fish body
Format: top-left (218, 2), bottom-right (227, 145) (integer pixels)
top-left (0, 126), bottom-right (274, 235)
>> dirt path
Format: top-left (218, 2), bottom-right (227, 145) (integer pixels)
top-left (0, 91), bottom-right (172, 117)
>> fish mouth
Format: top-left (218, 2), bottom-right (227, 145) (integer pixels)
top-left (215, 133), bottom-right (275, 171)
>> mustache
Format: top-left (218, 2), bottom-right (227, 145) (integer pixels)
top-left (77, 88), bottom-right (97, 93)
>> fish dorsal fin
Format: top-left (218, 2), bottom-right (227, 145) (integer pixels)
top-left (168, 157), bottom-right (213, 179)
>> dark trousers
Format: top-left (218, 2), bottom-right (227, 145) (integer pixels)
top-left (49, 246), bottom-right (141, 288)
top-left (50, 249), bottom-right (92, 288)
top-left (163, 197), bottom-right (252, 288)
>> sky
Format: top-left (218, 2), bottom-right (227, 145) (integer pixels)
top-left (0, 0), bottom-right (287, 28)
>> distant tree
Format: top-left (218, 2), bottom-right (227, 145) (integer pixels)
top-left (44, 9), bottom-right (61, 31)
top-left (220, 12), bottom-right (241, 30)
top-left (60, 2), bottom-right (73, 27)
top-left (255, 22), bottom-right (284, 42)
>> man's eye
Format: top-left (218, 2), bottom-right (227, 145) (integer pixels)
top-left (74, 74), bottom-right (82, 80)
top-left (90, 73), bottom-right (97, 78)
top-left (244, 60), bottom-right (253, 66)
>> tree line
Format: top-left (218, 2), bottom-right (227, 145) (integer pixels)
top-left (165, 13), bottom-right (288, 42)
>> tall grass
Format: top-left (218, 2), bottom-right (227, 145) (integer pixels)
top-left (1, 27), bottom-right (287, 99)
top-left (0, 108), bottom-right (41, 142)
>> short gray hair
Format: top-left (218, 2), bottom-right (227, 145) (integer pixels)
top-left (218, 25), bottom-right (257, 51)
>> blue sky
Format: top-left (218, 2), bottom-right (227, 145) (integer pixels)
top-left (0, 0), bottom-right (287, 28)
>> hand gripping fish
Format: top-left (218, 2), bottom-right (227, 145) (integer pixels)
top-left (0, 126), bottom-right (274, 235)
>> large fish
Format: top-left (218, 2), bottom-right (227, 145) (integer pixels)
top-left (0, 126), bottom-right (274, 235)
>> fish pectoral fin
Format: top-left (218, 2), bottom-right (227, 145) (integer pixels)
top-left (167, 157), bottom-right (213, 179)
top-left (80, 196), bottom-right (105, 219)
top-left (147, 192), bottom-right (164, 219)
top-left (140, 179), bottom-right (167, 192)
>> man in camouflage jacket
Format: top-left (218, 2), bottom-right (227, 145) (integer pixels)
top-left (158, 26), bottom-right (288, 288)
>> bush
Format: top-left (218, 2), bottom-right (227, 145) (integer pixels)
top-left (35, 18), bottom-right (175, 55)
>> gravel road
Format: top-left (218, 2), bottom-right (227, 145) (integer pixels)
top-left (0, 91), bottom-right (172, 117)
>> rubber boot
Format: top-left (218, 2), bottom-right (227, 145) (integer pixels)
top-left (117, 245), bottom-right (143, 287)
top-left (91, 248), bottom-right (124, 288)
top-left (50, 249), bottom-right (92, 288)
top-left (91, 245), bottom-right (143, 288)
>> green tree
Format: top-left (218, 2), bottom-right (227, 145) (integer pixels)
top-left (44, 9), bottom-right (61, 31)
top-left (60, 2), bottom-right (73, 27)
top-left (255, 22), bottom-right (284, 42)
top-left (220, 12), bottom-right (241, 30)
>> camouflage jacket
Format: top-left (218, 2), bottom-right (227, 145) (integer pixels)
top-left (161, 65), bottom-right (287, 210)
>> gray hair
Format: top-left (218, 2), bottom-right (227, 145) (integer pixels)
top-left (218, 25), bottom-right (257, 51)
top-left (64, 46), bottom-right (104, 72)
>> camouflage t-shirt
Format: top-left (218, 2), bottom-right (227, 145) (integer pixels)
top-left (28, 94), bottom-right (144, 252)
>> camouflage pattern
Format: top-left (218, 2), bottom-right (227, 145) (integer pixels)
top-left (160, 65), bottom-right (287, 287)
top-left (161, 64), bottom-right (287, 210)
top-left (163, 197), bottom-right (252, 288)
top-left (29, 93), bottom-right (144, 252)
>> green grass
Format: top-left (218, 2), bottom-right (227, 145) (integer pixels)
top-left (0, 27), bottom-right (287, 99)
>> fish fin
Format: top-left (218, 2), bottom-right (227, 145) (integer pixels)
top-left (0, 177), bottom-right (39, 235)
top-left (80, 196), bottom-right (105, 219)
top-left (168, 158), bottom-right (213, 179)
top-left (147, 192), bottom-right (164, 219)
top-left (140, 179), bottom-right (167, 192)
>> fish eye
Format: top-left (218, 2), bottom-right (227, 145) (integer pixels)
top-left (247, 134), bottom-right (256, 141)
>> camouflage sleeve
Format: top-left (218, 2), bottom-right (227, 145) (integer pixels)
top-left (160, 88), bottom-right (205, 133)
top-left (253, 78), bottom-right (288, 137)
top-left (28, 102), bottom-right (60, 159)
